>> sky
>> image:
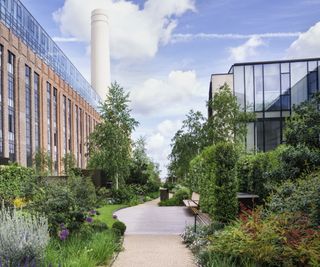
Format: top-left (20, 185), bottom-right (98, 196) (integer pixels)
top-left (22, 0), bottom-right (320, 178)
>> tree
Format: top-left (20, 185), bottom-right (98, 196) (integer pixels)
top-left (88, 82), bottom-right (139, 189)
top-left (284, 93), bottom-right (320, 149)
top-left (205, 83), bottom-right (254, 145)
top-left (129, 137), bottom-right (161, 189)
top-left (33, 150), bottom-right (52, 177)
top-left (168, 110), bottom-right (206, 181)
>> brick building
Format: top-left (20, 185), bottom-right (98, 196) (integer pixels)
top-left (0, 0), bottom-right (101, 174)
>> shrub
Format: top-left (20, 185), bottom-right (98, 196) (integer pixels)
top-left (112, 221), bottom-right (126, 236)
top-left (267, 145), bottom-right (320, 182)
top-left (206, 210), bottom-right (320, 266)
top-left (266, 170), bottom-right (320, 226)
top-left (158, 186), bottom-right (190, 206)
top-left (111, 187), bottom-right (134, 204)
top-left (211, 142), bottom-right (239, 223)
top-left (29, 182), bottom-right (80, 234)
top-left (0, 164), bottom-right (37, 203)
top-left (236, 147), bottom-right (282, 200)
top-left (0, 205), bottom-right (49, 265)
top-left (68, 175), bottom-right (97, 211)
top-left (96, 187), bottom-right (111, 205)
top-left (90, 220), bottom-right (109, 232)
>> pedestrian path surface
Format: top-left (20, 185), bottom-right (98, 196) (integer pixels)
top-left (112, 199), bottom-right (196, 267)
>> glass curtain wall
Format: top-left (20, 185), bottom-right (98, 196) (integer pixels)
top-left (8, 51), bottom-right (15, 161)
top-left (233, 59), bottom-right (319, 152)
top-left (25, 65), bottom-right (32, 166)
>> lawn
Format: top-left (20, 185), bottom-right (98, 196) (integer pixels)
top-left (97, 204), bottom-right (127, 227)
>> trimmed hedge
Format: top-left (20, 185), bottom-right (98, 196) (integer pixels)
top-left (189, 142), bottom-right (239, 222)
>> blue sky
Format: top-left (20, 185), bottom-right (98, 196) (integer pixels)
top-left (22, 0), bottom-right (320, 177)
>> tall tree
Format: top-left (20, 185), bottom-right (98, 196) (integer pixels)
top-left (88, 82), bottom-right (139, 189)
top-left (284, 93), bottom-right (320, 149)
top-left (168, 110), bottom-right (206, 181)
top-left (205, 83), bottom-right (254, 145)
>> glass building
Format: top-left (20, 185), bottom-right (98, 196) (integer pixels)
top-left (0, 0), bottom-right (101, 172)
top-left (210, 58), bottom-right (320, 152)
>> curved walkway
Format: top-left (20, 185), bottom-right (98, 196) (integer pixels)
top-left (112, 199), bottom-right (196, 267)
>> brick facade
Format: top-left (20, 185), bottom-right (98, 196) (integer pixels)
top-left (0, 22), bottom-right (101, 174)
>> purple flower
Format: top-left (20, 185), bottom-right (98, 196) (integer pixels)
top-left (86, 217), bottom-right (93, 223)
top-left (60, 223), bottom-right (65, 229)
top-left (59, 229), bottom-right (69, 241)
top-left (89, 210), bottom-right (97, 216)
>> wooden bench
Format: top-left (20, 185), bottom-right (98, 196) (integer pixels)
top-left (183, 192), bottom-right (200, 209)
top-left (183, 192), bottom-right (211, 228)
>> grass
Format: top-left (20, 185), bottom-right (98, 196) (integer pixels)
top-left (97, 204), bottom-right (127, 227)
top-left (45, 230), bottom-right (120, 267)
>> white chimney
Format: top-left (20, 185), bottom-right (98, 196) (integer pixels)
top-left (91, 9), bottom-right (110, 101)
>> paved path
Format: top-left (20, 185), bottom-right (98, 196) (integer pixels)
top-left (112, 199), bottom-right (196, 267)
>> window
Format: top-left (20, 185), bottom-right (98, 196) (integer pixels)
top-left (265, 119), bottom-right (281, 151)
top-left (75, 105), bottom-right (79, 166)
top-left (68, 99), bottom-right (72, 152)
top-left (254, 65), bottom-right (263, 111)
top-left (234, 66), bottom-right (245, 110)
top-left (8, 52), bottom-right (15, 161)
top-left (0, 46), bottom-right (3, 157)
top-left (63, 95), bottom-right (67, 156)
top-left (245, 65), bottom-right (254, 112)
top-left (291, 62), bottom-right (308, 107)
top-left (25, 65), bottom-right (32, 167)
top-left (308, 71), bottom-right (318, 98)
top-left (264, 64), bottom-right (281, 111)
top-left (47, 82), bottom-right (51, 155)
top-left (34, 73), bottom-right (40, 151)
top-left (53, 88), bottom-right (58, 173)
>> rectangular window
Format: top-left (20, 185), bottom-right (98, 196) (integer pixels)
top-left (68, 99), bottom-right (72, 152)
top-left (25, 65), bottom-right (32, 167)
top-left (291, 62), bottom-right (308, 107)
top-left (0, 46), bottom-right (3, 157)
top-left (8, 51), bottom-right (15, 161)
top-left (245, 65), bottom-right (254, 112)
top-left (63, 95), bottom-right (67, 156)
top-left (254, 65), bottom-right (263, 111)
top-left (53, 88), bottom-right (58, 174)
top-left (34, 73), bottom-right (40, 151)
top-left (264, 63), bottom-right (281, 111)
top-left (234, 66), bottom-right (245, 110)
top-left (47, 82), bottom-right (51, 155)
top-left (79, 108), bottom-right (83, 168)
top-left (75, 105), bottom-right (79, 166)
top-left (265, 119), bottom-right (281, 151)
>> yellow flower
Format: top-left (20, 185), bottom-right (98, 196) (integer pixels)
top-left (13, 198), bottom-right (26, 208)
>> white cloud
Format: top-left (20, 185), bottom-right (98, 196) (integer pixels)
top-left (130, 70), bottom-right (204, 116)
top-left (53, 0), bottom-right (195, 60)
top-left (157, 120), bottom-right (182, 138)
top-left (228, 36), bottom-right (265, 62)
top-left (172, 32), bottom-right (301, 43)
top-left (287, 22), bottom-right (320, 59)
top-left (144, 119), bottom-right (182, 179)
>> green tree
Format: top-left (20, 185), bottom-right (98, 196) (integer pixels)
top-left (33, 150), bottom-right (52, 177)
top-left (284, 93), bottom-right (320, 149)
top-left (168, 110), bottom-right (206, 181)
top-left (88, 82), bottom-right (139, 189)
top-left (129, 137), bottom-right (161, 190)
top-left (205, 83), bottom-right (254, 145)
